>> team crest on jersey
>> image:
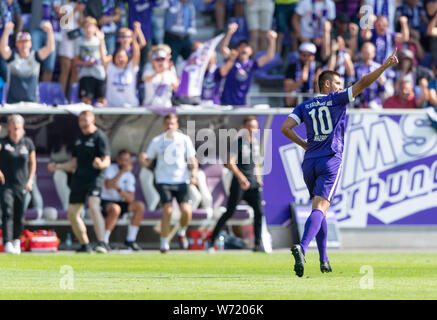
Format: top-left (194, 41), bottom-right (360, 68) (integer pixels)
top-left (19, 145), bottom-right (29, 155)
top-left (4, 144), bottom-right (15, 152)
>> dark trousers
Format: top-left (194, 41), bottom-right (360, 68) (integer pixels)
top-left (1, 187), bottom-right (26, 242)
top-left (211, 177), bottom-right (264, 246)
top-left (164, 33), bottom-right (192, 64)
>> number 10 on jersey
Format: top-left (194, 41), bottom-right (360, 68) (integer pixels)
top-left (309, 107), bottom-right (333, 135)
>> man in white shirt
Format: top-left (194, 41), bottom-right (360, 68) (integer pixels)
top-left (139, 113), bottom-right (197, 253)
top-left (101, 149), bottom-right (145, 251)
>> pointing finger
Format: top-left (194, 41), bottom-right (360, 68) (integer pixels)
top-left (391, 47), bottom-right (397, 57)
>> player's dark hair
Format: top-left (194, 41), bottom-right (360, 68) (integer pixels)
top-left (163, 113), bottom-right (178, 122)
top-left (117, 149), bottom-right (131, 157)
top-left (242, 115), bottom-right (257, 126)
top-left (318, 70), bottom-right (341, 93)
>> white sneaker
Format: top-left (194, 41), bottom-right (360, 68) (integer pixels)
top-left (4, 242), bottom-right (16, 254)
top-left (13, 239), bottom-right (21, 255)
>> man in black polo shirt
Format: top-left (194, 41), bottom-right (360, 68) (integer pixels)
top-left (207, 116), bottom-right (265, 252)
top-left (48, 110), bottom-right (111, 253)
top-left (0, 114), bottom-right (36, 254)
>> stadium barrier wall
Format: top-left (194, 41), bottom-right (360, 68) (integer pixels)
top-left (1, 105), bottom-right (436, 233)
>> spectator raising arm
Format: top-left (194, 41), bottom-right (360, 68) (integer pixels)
top-left (398, 16), bottom-right (410, 42)
top-left (0, 22), bottom-right (14, 60)
top-left (219, 22), bottom-right (238, 60)
top-left (219, 49), bottom-right (238, 77)
top-left (427, 14), bottom-right (437, 37)
top-left (131, 27), bottom-right (141, 68)
top-left (96, 29), bottom-right (111, 69)
top-left (256, 30), bottom-right (277, 68)
top-left (133, 21), bottom-right (147, 49)
top-left (352, 48), bottom-right (399, 98)
top-left (416, 78), bottom-right (430, 108)
top-left (37, 21), bottom-right (55, 61)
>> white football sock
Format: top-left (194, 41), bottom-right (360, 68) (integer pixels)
top-left (178, 227), bottom-right (187, 237)
top-left (126, 225), bottom-right (139, 242)
top-left (160, 237), bottom-right (169, 249)
top-left (103, 230), bottom-right (111, 244)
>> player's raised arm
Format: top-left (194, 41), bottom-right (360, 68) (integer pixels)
top-left (281, 117), bottom-right (307, 151)
top-left (352, 48), bottom-right (399, 98)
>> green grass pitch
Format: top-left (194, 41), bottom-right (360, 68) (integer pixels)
top-left (0, 251), bottom-right (436, 300)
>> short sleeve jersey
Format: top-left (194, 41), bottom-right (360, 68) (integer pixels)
top-left (0, 136), bottom-right (35, 188)
top-left (72, 129), bottom-right (111, 180)
top-left (146, 131), bottom-right (196, 184)
top-left (101, 163), bottom-right (136, 202)
top-left (289, 87), bottom-right (355, 160)
top-left (229, 136), bottom-right (261, 186)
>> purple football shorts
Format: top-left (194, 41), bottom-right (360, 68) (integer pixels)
top-left (301, 155), bottom-right (342, 202)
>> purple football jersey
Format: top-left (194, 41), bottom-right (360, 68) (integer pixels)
top-left (289, 87), bottom-right (354, 160)
top-left (221, 59), bottom-right (258, 106)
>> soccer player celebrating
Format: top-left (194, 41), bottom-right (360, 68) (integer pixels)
top-left (281, 48), bottom-right (399, 277)
top-left (48, 111), bottom-right (111, 253)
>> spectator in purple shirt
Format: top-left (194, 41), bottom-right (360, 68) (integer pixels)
top-left (201, 51), bottom-right (223, 105)
top-left (361, 15), bottom-right (409, 65)
top-left (219, 22), bottom-right (277, 106)
top-left (354, 42), bottom-right (385, 109)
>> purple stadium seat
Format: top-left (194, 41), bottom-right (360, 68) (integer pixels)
top-left (69, 83), bottom-right (81, 104)
top-left (33, 156), bottom-right (68, 220)
top-left (254, 51), bottom-right (284, 82)
top-left (39, 82), bottom-right (67, 105)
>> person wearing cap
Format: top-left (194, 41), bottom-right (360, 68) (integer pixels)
top-left (142, 44), bottom-right (179, 107)
top-left (73, 16), bottom-right (110, 107)
top-left (0, 21), bottom-right (54, 104)
top-left (284, 42), bottom-right (322, 107)
top-left (0, 114), bottom-right (36, 254)
top-left (218, 22), bottom-right (277, 106)
top-left (104, 24), bottom-right (141, 107)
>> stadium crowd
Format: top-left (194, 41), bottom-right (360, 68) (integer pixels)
top-left (0, 0), bottom-right (435, 108)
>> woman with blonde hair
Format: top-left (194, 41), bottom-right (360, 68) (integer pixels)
top-left (0, 115), bottom-right (36, 254)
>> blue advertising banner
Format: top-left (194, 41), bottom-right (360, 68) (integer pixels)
top-left (263, 113), bottom-right (437, 228)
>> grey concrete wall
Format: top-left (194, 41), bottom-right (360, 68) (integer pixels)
top-left (268, 226), bottom-right (437, 249)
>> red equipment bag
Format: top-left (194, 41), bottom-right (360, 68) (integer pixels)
top-left (20, 229), bottom-right (59, 252)
top-left (0, 230), bottom-right (4, 252)
top-left (186, 230), bottom-right (213, 250)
